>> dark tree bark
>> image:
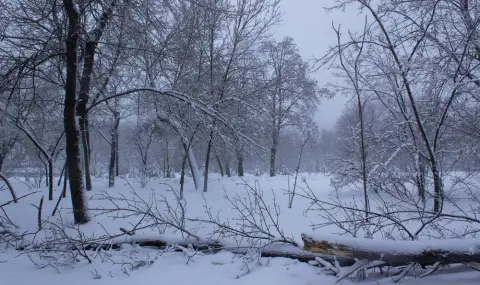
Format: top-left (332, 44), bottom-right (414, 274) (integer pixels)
top-left (108, 112), bottom-right (120, 188)
top-left (63, 0), bottom-right (89, 224)
top-left (52, 167), bottom-right (68, 217)
top-left (416, 155), bottom-right (426, 204)
top-left (63, 162), bottom-right (68, 198)
top-left (203, 130), bottom-right (214, 192)
top-left (79, 116), bottom-right (92, 191)
top-left (48, 160), bottom-right (54, 200)
top-left (180, 153), bottom-right (187, 199)
top-left (356, 93), bottom-right (369, 215)
top-left (77, 42), bottom-right (96, 191)
top-left (77, 0), bottom-right (117, 191)
top-left (58, 161), bottom-right (67, 186)
top-left (115, 135), bottom-right (119, 176)
top-left (269, 81), bottom-right (280, 178)
top-left (269, 143), bottom-right (277, 177)
top-left (237, 149), bottom-right (244, 177)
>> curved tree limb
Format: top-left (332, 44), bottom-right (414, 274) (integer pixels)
top-left (0, 172), bottom-right (17, 203)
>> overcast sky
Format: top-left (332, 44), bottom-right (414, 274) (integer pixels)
top-left (275, 0), bottom-right (363, 129)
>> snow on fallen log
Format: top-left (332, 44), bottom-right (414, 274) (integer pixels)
top-left (78, 233), bottom-right (355, 266)
top-left (301, 233), bottom-right (480, 266)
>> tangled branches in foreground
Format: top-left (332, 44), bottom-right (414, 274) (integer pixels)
top-left (8, 179), bottom-right (296, 275)
top-left (298, 176), bottom-right (480, 241)
top-left (0, 192), bottom-right (38, 249)
top-left (189, 180), bottom-right (297, 248)
top-left (293, 176), bottom-right (480, 282)
top-left (5, 177), bottom-right (480, 283)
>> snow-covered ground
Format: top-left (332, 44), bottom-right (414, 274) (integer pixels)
top-left (0, 173), bottom-right (479, 284)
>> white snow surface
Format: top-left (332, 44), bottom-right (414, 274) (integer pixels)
top-left (0, 173), bottom-right (479, 284)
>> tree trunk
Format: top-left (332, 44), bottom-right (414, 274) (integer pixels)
top-left (115, 134), bottom-right (119, 176)
top-left (63, 163), bottom-right (68, 198)
top-left (52, 166), bottom-right (69, 216)
top-left (157, 115), bottom-right (202, 190)
top-left (187, 144), bottom-right (201, 190)
top-left (108, 112), bottom-right (120, 188)
top-left (415, 153), bottom-right (426, 204)
top-left (269, 145), bottom-right (277, 177)
top-left (180, 152), bottom-right (187, 199)
top-left (356, 94), bottom-right (369, 215)
top-left (48, 159), bottom-right (54, 201)
top-left (203, 130), bottom-right (214, 192)
top-left (269, 126), bottom-right (280, 177)
top-left (302, 233), bottom-right (480, 267)
top-left (75, 0), bottom-right (118, 191)
top-left (79, 116), bottom-right (93, 191)
top-left (225, 156), bottom-right (231, 177)
top-left (63, 0), bottom-right (89, 224)
top-left (163, 141), bottom-right (166, 178)
top-left (44, 161), bottom-right (49, 187)
top-left (58, 161), bottom-right (67, 186)
top-left (108, 138), bottom-right (116, 188)
top-left (77, 236), bottom-right (354, 267)
top-left (180, 123), bottom-right (201, 196)
top-left (77, 41), bottom-right (96, 191)
top-left (432, 165), bottom-right (442, 212)
top-left (213, 145), bottom-right (224, 177)
top-left (164, 137), bottom-right (171, 178)
top-left (237, 151), bottom-right (244, 177)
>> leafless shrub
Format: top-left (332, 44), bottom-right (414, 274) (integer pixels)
top-left (0, 192), bottom-right (38, 248)
top-left (18, 178), bottom-right (297, 276)
top-left (24, 215), bottom-right (96, 267)
top-left (298, 175), bottom-right (480, 242)
top-left (190, 180), bottom-right (297, 250)
top-left (90, 179), bottom-right (296, 254)
top-left (104, 244), bottom-right (161, 276)
top-left (90, 180), bottom-right (199, 241)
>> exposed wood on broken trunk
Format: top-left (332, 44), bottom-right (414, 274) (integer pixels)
top-left (302, 233), bottom-right (480, 267)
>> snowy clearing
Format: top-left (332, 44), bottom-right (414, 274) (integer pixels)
top-left (1, 173), bottom-right (479, 285)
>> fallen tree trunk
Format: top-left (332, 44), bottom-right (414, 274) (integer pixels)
top-left (302, 233), bottom-right (480, 267)
top-left (77, 234), bottom-right (354, 266)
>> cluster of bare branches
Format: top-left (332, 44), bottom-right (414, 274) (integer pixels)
top-left (300, 174), bottom-right (480, 240)
top-left (91, 182), bottom-right (199, 241)
top-left (190, 180), bottom-right (297, 249)
top-left (9, 177), bottom-right (299, 273)
top-left (0, 190), bottom-right (39, 249)
top-left (313, 0), bottom-right (480, 246)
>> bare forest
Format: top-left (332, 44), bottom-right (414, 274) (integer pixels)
top-left (1, 0), bottom-right (480, 284)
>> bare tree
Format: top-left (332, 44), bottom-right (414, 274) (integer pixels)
top-left (323, 0), bottom-right (474, 213)
top-left (261, 37), bottom-right (320, 177)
